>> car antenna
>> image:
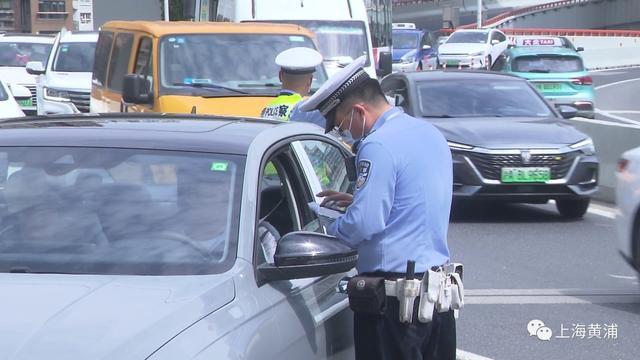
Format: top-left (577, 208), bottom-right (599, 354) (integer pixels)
top-left (191, 106), bottom-right (197, 114)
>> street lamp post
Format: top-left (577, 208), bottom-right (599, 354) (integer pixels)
top-left (477, 0), bottom-right (482, 28)
top-left (164, 0), bottom-right (170, 21)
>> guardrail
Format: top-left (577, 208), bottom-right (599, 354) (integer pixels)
top-left (458, 0), bottom-right (594, 29)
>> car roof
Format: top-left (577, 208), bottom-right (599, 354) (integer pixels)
top-left (452, 29), bottom-right (492, 34)
top-left (0, 34), bottom-right (55, 44)
top-left (508, 46), bottom-right (580, 57)
top-left (100, 21), bottom-right (316, 38)
top-left (0, 113), bottom-right (287, 155)
top-left (59, 31), bottom-right (99, 43)
top-left (390, 70), bottom-right (524, 82)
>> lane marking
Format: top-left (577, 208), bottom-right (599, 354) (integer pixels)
top-left (595, 77), bottom-right (640, 91)
top-left (465, 288), bottom-right (640, 305)
top-left (570, 117), bottom-right (640, 129)
top-left (457, 349), bottom-right (494, 360)
top-left (608, 274), bottom-right (638, 280)
top-left (598, 110), bottom-right (640, 114)
top-left (595, 109), bottom-right (640, 126)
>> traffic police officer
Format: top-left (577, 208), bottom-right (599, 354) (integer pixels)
top-left (260, 47), bottom-right (322, 121)
top-left (299, 56), bottom-right (456, 360)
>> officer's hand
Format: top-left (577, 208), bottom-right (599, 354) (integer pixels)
top-left (317, 190), bottom-right (353, 207)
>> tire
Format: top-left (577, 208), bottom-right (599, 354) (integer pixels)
top-left (485, 55), bottom-right (492, 71)
top-left (556, 198), bottom-right (590, 219)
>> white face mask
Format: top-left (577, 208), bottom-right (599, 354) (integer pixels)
top-left (339, 108), bottom-right (366, 143)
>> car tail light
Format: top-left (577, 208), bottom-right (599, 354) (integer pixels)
top-left (571, 76), bottom-right (593, 85)
top-left (617, 158), bottom-right (629, 173)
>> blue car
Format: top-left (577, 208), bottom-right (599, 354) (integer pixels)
top-left (392, 23), bottom-right (438, 72)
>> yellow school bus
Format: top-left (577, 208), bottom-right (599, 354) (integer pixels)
top-left (90, 21), bottom-right (326, 117)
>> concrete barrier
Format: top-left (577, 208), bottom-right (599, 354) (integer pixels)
top-left (570, 119), bottom-right (640, 203)
top-left (564, 36), bottom-right (640, 70)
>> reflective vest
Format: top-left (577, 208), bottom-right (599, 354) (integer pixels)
top-left (260, 90), bottom-right (303, 121)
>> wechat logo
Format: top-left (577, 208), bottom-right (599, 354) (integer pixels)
top-left (527, 319), bottom-right (553, 341)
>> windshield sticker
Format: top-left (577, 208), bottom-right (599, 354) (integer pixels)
top-left (168, 37), bottom-right (176, 42)
top-left (183, 78), bottom-right (212, 85)
top-left (211, 161), bottom-right (229, 172)
top-left (176, 38), bottom-right (186, 44)
top-left (60, 45), bottom-right (69, 52)
top-left (289, 36), bottom-right (305, 42)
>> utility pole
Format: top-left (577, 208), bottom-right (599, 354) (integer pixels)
top-left (164, 0), bottom-right (170, 21)
top-left (477, 0), bottom-right (482, 28)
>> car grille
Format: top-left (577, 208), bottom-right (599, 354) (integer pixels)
top-left (68, 90), bottom-right (90, 113)
top-left (23, 84), bottom-right (37, 107)
top-left (466, 152), bottom-right (578, 180)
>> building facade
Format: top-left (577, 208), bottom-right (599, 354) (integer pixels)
top-left (0, 0), bottom-right (73, 33)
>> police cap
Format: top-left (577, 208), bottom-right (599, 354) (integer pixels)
top-left (276, 47), bottom-right (323, 74)
top-left (299, 56), bottom-right (369, 132)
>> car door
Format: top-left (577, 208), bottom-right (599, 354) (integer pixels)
top-left (490, 31), bottom-right (508, 63)
top-left (126, 36), bottom-right (154, 113)
top-left (252, 139), bottom-right (354, 360)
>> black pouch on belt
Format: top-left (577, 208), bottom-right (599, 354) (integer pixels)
top-left (346, 276), bottom-right (387, 315)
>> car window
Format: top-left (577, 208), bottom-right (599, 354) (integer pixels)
top-left (107, 32), bottom-right (134, 92)
top-left (52, 42), bottom-right (96, 72)
top-left (497, 32), bottom-right (507, 42)
top-left (0, 147), bottom-right (243, 275)
top-left (0, 81), bottom-right (8, 101)
top-left (446, 32), bottom-right (488, 44)
top-left (93, 31), bottom-right (114, 87)
top-left (393, 32), bottom-right (419, 49)
top-left (512, 55), bottom-right (584, 73)
top-left (417, 79), bottom-right (554, 118)
top-left (134, 37), bottom-right (154, 94)
top-left (0, 41), bottom-right (52, 67)
top-left (297, 140), bottom-right (351, 194)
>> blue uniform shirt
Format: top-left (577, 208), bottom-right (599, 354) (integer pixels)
top-left (290, 100), bottom-right (327, 129)
top-left (327, 107), bottom-right (453, 273)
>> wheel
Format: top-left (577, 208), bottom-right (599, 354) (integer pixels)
top-left (556, 198), bottom-right (590, 219)
top-left (485, 55), bottom-right (492, 71)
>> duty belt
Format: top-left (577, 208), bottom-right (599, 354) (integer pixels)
top-left (383, 263), bottom-right (464, 324)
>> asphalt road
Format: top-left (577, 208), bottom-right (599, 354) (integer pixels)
top-left (452, 67), bottom-right (640, 360)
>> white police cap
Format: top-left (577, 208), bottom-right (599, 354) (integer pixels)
top-left (299, 55), bottom-right (369, 132)
top-left (276, 47), bottom-right (323, 74)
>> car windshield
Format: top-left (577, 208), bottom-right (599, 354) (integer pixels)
top-left (446, 32), bottom-right (488, 44)
top-left (159, 33), bottom-right (327, 96)
top-left (417, 79), bottom-right (553, 118)
top-left (0, 42), bottom-right (52, 67)
top-left (52, 42), bottom-right (96, 72)
top-left (0, 147), bottom-right (243, 275)
top-left (512, 55), bottom-right (584, 73)
top-left (269, 20), bottom-right (370, 72)
top-left (392, 32), bottom-right (420, 49)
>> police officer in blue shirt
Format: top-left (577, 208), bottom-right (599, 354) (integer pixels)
top-left (299, 56), bottom-right (455, 360)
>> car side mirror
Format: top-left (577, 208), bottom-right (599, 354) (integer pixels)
top-left (491, 39), bottom-right (500, 45)
top-left (25, 61), bottom-right (45, 75)
top-left (377, 51), bottom-right (392, 78)
top-left (557, 105), bottom-right (578, 119)
top-left (576, 46), bottom-right (584, 52)
top-left (256, 231), bottom-right (357, 285)
top-left (122, 74), bottom-right (152, 104)
top-left (422, 45), bottom-right (431, 50)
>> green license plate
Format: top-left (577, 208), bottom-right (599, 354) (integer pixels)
top-left (535, 83), bottom-right (562, 92)
top-left (446, 60), bottom-right (459, 66)
top-left (501, 167), bottom-right (551, 183)
top-left (17, 98), bottom-right (32, 107)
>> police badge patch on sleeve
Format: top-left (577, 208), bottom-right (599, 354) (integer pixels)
top-left (355, 160), bottom-right (372, 190)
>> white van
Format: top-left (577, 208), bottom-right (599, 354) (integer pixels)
top-left (26, 30), bottom-right (98, 115)
top-left (0, 34), bottom-right (55, 115)
top-left (206, 0), bottom-right (382, 78)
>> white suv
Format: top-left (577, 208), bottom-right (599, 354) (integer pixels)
top-left (0, 34), bottom-right (55, 115)
top-left (26, 30), bottom-right (97, 115)
top-left (438, 29), bottom-right (509, 70)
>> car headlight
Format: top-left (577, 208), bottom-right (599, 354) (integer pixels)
top-left (447, 141), bottom-right (474, 151)
top-left (469, 51), bottom-right (484, 56)
top-left (400, 50), bottom-right (417, 64)
top-left (569, 138), bottom-right (595, 155)
top-left (44, 87), bottom-right (71, 102)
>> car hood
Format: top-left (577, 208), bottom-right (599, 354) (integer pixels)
top-left (0, 272), bottom-right (235, 359)
top-left (393, 48), bottom-right (415, 60)
top-left (439, 43), bottom-right (487, 55)
top-left (427, 117), bottom-right (587, 149)
top-left (45, 71), bottom-right (92, 92)
top-left (0, 67), bottom-right (36, 85)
